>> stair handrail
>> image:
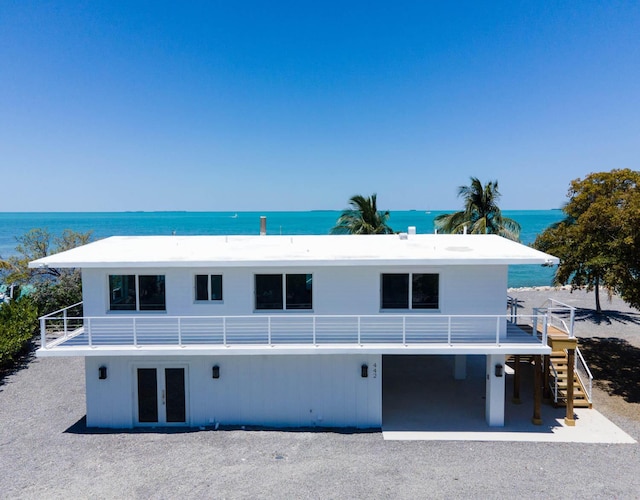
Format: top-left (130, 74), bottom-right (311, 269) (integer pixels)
top-left (536, 298), bottom-right (576, 338)
top-left (548, 360), bottom-right (559, 404)
top-left (530, 308), bottom-right (549, 345)
top-left (575, 346), bottom-right (593, 403)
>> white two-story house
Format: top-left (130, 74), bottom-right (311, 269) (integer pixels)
top-left (31, 231), bottom-right (559, 430)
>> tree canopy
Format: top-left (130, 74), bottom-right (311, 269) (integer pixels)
top-left (534, 169), bottom-right (640, 312)
top-left (331, 194), bottom-right (395, 234)
top-left (433, 177), bottom-right (521, 241)
top-left (0, 228), bottom-right (92, 314)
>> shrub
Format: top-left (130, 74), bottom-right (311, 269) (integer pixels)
top-left (0, 296), bottom-right (38, 370)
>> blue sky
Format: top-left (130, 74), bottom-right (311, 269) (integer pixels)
top-left (2, 1), bottom-right (639, 211)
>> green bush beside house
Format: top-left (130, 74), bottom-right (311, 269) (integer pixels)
top-left (0, 297), bottom-right (38, 370)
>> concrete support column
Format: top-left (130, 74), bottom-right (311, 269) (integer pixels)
top-left (485, 354), bottom-right (506, 427)
top-left (532, 355), bottom-right (542, 425)
top-left (512, 355), bottom-right (521, 404)
top-left (454, 355), bottom-right (467, 380)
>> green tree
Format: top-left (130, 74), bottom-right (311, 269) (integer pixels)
top-left (434, 177), bottom-right (521, 241)
top-left (0, 296), bottom-right (38, 370)
top-left (331, 194), bottom-right (395, 234)
top-left (0, 228), bottom-right (92, 314)
top-left (534, 169), bottom-right (640, 312)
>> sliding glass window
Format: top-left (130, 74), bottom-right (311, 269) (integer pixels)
top-left (109, 275), bottom-right (166, 311)
top-left (381, 273), bottom-right (439, 310)
top-left (255, 274), bottom-right (312, 310)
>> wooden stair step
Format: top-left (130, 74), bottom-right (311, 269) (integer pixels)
top-left (547, 345), bottom-right (593, 409)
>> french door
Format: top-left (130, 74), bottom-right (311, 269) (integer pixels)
top-left (135, 366), bottom-right (188, 425)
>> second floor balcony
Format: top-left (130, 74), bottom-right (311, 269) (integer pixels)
top-left (37, 302), bottom-right (554, 357)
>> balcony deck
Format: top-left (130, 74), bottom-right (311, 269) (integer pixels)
top-left (37, 312), bottom-right (551, 357)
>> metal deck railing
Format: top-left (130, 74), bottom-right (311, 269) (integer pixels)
top-left (39, 302), bottom-right (549, 350)
top-left (532, 298), bottom-right (593, 404)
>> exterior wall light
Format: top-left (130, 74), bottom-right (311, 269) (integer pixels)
top-left (495, 364), bottom-right (503, 377)
top-left (98, 366), bottom-right (107, 380)
top-left (212, 365), bottom-right (220, 379)
top-left (361, 364), bottom-right (368, 378)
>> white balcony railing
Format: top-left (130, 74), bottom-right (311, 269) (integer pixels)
top-left (39, 303), bottom-right (548, 350)
top-left (533, 298), bottom-right (576, 337)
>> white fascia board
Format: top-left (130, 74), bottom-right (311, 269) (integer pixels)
top-left (36, 344), bottom-right (551, 357)
top-left (31, 258), bottom-right (556, 268)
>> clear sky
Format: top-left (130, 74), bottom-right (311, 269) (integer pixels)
top-left (2, 1), bottom-right (639, 212)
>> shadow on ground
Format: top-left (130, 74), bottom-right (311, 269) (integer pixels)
top-left (574, 308), bottom-right (640, 326)
top-left (64, 416), bottom-right (376, 435)
top-left (579, 337), bottom-right (640, 404)
top-left (0, 342), bottom-right (36, 389)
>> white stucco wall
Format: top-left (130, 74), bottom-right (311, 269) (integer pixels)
top-left (81, 264), bottom-right (508, 317)
top-left (80, 265), bottom-right (508, 428)
top-left (85, 354), bottom-right (382, 429)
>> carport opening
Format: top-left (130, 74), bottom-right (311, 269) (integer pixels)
top-left (382, 355), bottom-right (489, 431)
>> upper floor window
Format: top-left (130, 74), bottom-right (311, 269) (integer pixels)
top-left (381, 273), bottom-right (439, 310)
top-left (195, 274), bottom-right (223, 301)
top-left (109, 275), bottom-right (166, 311)
top-left (255, 273), bottom-right (312, 310)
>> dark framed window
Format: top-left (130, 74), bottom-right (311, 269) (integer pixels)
top-left (381, 274), bottom-right (409, 309)
top-left (109, 274), bottom-right (166, 311)
top-left (255, 274), bottom-right (312, 310)
top-left (139, 275), bottom-right (166, 311)
top-left (255, 274), bottom-right (283, 310)
top-left (109, 275), bottom-right (136, 311)
top-left (412, 274), bottom-right (439, 309)
top-left (286, 274), bottom-right (313, 309)
top-left (381, 273), bottom-right (439, 310)
top-left (195, 274), bottom-right (223, 301)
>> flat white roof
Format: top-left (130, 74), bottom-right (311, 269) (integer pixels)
top-left (29, 234), bottom-right (559, 268)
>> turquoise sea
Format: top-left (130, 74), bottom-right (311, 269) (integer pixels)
top-left (0, 210), bottom-right (564, 288)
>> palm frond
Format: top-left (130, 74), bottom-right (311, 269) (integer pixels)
top-left (331, 193), bottom-right (394, 234)
top-left (434, 177), bottom-right (520, 241)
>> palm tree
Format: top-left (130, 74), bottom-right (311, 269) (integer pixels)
top-left (434, 177), bottom-right (521, 241)
top-left (331, 194), bottom-right (394, 234)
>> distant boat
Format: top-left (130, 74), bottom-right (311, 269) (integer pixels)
top-left (231, 213), bottom-right (238, 219)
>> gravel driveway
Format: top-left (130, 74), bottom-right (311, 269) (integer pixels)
top-left (1, 288), bottom-right (639, 499)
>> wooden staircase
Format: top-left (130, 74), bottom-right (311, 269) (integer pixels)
top-left (548, 349), bottom-right (592, 409)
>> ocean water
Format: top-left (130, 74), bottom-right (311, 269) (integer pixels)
top-left (0, 210), bottom-right (564, 288)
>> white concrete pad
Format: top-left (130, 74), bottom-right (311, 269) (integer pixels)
top-left (383, 407), bottom-right (636, 443)
top-left (382, 354), bottom-right (636, 443)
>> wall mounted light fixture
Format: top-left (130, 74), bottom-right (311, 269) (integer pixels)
top-left (361, 364), bottom-right (368, 378)
top-left (98, 366), bottom-right (107, 380)
top-left (212, 365), bottom-right (220, 379)
top-left (495, 364), bottom-right (503, 377)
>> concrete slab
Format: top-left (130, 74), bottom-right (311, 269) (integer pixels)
top-left (382, 355), bottom-right (635, 443)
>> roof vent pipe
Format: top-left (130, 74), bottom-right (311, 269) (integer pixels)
top-left (260, 216), bottom-right (267, 235)
top-left (463, 225), bottom-right (468, 235)
top-left (408, 226), bottom-right (416, 235)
